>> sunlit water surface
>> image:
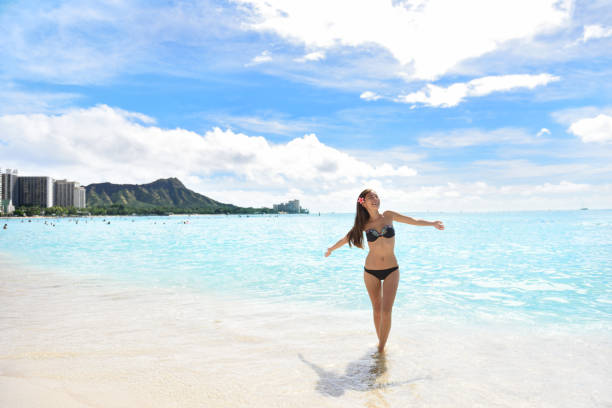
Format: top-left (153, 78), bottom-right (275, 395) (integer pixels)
top-left (2, 211), bottom-right (611, 326)
top-left (1, 211), bottom-right (611, 407)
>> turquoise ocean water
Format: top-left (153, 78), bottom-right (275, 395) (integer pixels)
top-left (2, 210), bottom-right (611, 328)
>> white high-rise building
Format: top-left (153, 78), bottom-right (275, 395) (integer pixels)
top-left (54, 179), bottom-right (87, 208)
top-left (76, 186), bottom-right (86, 208)
top-left (273, 199), bottom-right (301, 213)
top-left (1, 168), bottom-right (19, 214)
top-left (1, 169), bottom-right (86, 212)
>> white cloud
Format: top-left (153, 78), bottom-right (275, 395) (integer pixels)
top-left (246, 50), bottom-right (272, 66)
top-left (397, 181), bottom-right (611, 212)
top-left (0, 1), bottom-right (271, 84)
top-left (294, 51), bottom-right (325, 62)
top-left (0, 105), bottom-right (417, 207)
top-left (208, 113), bottom-right (314, 136)
top-left (177, 171), bottom-right (612, 212)
top-left (396, 74), bottom-right (560, 107)
top-left (418, 128), bottom-right (543, 148)
top-left (536, 128), bottom-right (551, 137)
top-left (347, 146), bottom-right (426, 165)
top-left (344, 181), bottom-right (612, 213)
top-left (360, 91), bottom-right (382, 101)
top-left (1, 0), bottom-right (588, 95)
top-left (233, 0), bottom-right (571, 80)
top-left (2, 106), bottom-right (609, 213)
top-left (551, 106), bottom-right (612, 126)
top-left (568, 114), bottom-right (612, 143)
top-left (582, 24), bottom-right (612, 42)
top-left (471, 159), bottom-right (607, 180)
top-left (528, 181), bottom-right (590, 194)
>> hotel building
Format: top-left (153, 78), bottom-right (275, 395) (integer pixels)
top-left (273, 199), bottom-right (301, 213)
top-left (16, 176), bottom-right (54, 208)
top-left (1, 169), bottom-right (88, 213)
top-left (1, 169), bottom-right (19, 214)
top-left (54, 179), bottom-right (86, 208)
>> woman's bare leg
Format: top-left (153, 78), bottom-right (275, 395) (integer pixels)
top-left (377, 269), bottom-right (399, 352)
top-left (363, 271), bottom-right (382, 341)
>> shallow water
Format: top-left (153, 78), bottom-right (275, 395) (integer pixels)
top-left (1, 211), bottom-right (611, 327)
top-left (1, 211), bottom-right (612, 406)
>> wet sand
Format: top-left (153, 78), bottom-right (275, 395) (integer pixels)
top-left (1, 256), bottom-right (611, 407)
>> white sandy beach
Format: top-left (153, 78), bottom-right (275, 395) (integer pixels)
top-left (1, 256), bottom-right (611, 407)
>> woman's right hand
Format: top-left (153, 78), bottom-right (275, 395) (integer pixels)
top-left (324, 248), bottom-right (332, 257)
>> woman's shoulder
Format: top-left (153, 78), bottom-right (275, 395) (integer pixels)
top-left (382, 210), bottom-right (396, 222)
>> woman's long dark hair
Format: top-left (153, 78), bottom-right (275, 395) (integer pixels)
top-left (347, 189), bottom-right (372, 249)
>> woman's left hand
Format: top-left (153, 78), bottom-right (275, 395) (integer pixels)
top-left (433, 221), bottom-right (444, 230)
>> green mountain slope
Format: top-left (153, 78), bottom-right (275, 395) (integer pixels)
top-left (85, 177), bottom-right (242, 212)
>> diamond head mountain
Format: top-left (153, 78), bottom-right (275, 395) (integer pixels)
top-left (85, 177), bottom-right (273, 214)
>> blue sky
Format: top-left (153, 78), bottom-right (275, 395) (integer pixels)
top-left (1, 0), bottom-right (611, 212)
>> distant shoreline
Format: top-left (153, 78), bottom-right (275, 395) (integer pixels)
top-left (1, 208), bottom-right (610, 220)
top-left (0, 213), bottom-right (308, 220)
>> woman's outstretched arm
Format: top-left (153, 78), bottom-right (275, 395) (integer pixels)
top-left (384, 210), bottom-right (444, 230)
top-left (325, 235), bottom-right (349, 257)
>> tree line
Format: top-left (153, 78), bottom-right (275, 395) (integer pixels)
top-left (9, 204), bottom-right (278, 216)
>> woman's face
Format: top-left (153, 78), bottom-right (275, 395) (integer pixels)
top-left (364, 191), bottom-right (380, 209)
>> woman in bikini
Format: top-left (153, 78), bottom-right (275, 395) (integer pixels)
top-left (325, 189), bottom-right (444, 352)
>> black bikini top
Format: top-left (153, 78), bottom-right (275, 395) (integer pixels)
top-left (365, 224), bottom-right (395, 242)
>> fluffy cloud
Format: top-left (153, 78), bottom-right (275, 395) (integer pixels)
top-left (234, 0), bottom-right (571, 80)
top-left (3, 105), bottom-right (609, 212)
top-left (329, 181), bottom-right (612, 213)
top-left (294, 51), bottom-right (326, 62)
top-left (1, 0), bottom-right (585, 95)
top-left (536, 128), bottom-right (551, 137)
top-left (0, 105), bottom-right (417, 204)
top-left (360, 91), bottom-right (382, 101)
top-left (551, 106), bottom-right (612, 126)
top-left (568, 114), bottom-right (612, 143)
top-left (582, 24), bottom-right (612, 42)
top-left (396, 74), bottom-right (559, 107)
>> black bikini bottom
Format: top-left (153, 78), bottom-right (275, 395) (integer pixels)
top-left (364, 266), bottom-right (399, 281)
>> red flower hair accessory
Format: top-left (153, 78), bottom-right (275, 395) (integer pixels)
top-left (357, 197), bottom-right (365, 204)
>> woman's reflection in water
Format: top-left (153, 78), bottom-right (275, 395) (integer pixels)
top-left (298, 350), bottom-right (429, 399)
